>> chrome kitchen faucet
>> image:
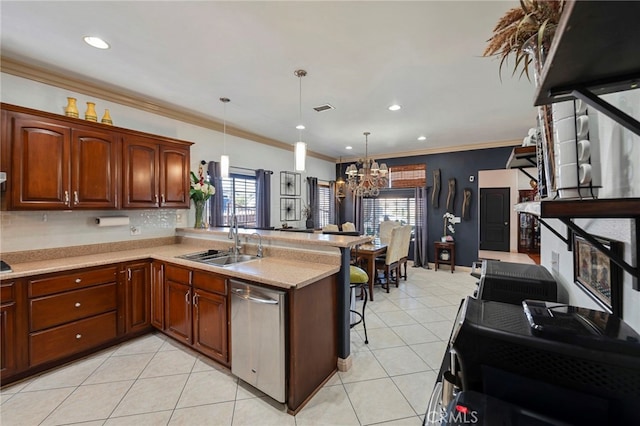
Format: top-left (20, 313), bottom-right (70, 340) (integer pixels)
top-left (228, 214), bottom-right (242, 255)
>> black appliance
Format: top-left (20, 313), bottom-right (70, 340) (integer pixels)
top-left (0, 260), bottom-right (12, 273)
top-left (425, 297), bottom-right (640, 425)
top-left (476, 260), bottom-right (557, 305)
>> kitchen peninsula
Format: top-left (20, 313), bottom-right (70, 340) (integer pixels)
top-left (0, 229), bottom-right (369, 414)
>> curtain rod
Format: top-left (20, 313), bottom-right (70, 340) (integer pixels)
top-left (230, 165), bottom-right (273, 174)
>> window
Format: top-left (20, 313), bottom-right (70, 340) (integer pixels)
top-left (318, 183), bottom-right (331, 228)
top-left (222, 175), bottom-right (256, 227)
top-left (362, 193), bottom-right (415, 236)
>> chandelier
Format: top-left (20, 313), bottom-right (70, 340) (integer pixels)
top-left (345, 132), bottom-right (389, 197)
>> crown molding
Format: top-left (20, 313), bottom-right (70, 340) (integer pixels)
top-left (337, 139), bottom-right (521, 163)
top-left (1, 56), bottom-right (335, 163)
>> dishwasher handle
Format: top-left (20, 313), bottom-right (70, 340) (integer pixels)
top-left (231, 287), bottom-right (279, 305)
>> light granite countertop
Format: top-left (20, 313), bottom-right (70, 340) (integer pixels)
top-left (0, 232), bottom-right (360, 289)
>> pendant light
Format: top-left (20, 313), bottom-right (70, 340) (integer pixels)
top-left (220, 97), bottom-right (230, 178)
top-left (294, 69), bottom-right (307, 172)
top-left (346, 132), bottom-right (389, 197)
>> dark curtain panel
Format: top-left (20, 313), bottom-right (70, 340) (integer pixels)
top-left (207, 161), bottom-right (225, 227)
top-left (414, 187), bottom-right (430, 268)
top-left (306, 177), bottom-right (319, 225)
top-left (255, 169), bottom-right (272, 228)
top-left (329, 181), bottom-right (337, 224)
top-left (353, 194), bottom-right (363, 234)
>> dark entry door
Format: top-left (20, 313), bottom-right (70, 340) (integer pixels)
top-left (480, 188), bottom-right (510, 251)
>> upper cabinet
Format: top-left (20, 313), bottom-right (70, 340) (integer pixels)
top-left (1, 103), bottom-right (192, 211)
top-left (122, 135), bottom-right (190, 209)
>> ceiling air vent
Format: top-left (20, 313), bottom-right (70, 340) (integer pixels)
top-left (313, 104), bottom-right (335, 112)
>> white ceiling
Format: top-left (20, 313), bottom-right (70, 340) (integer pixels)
top-left (0, 0), bottom-right (537, 160)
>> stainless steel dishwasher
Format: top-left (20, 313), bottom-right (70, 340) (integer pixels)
top-left (230, 279), bottom-right (286, 403)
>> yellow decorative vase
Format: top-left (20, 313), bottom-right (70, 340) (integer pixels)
top-left (85, 102), bottom-right (97, 122)
top-left (101, 109), bottom-right (113, 125)
top-left (64, 97), bottom-right (79, 118)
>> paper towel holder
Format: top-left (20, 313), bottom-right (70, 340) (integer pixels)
top-left (95, 216), bottom-right (130, 227)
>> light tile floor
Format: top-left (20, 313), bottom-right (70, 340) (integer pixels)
top-left (1, 263), bottom-right (478, 426)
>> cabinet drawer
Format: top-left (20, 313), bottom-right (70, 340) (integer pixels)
top-left (192, 271), bottom-right (226, 295)
top-left (30, 283), bottom-right (117, 331)
top-left (1, 281), bottom-right (16, 302)
top-left (29, 266), bottom-right (118, 297)
top-left (29, 311), bottom-right (117, 366)
top-left (165, 264), bottom-right (191, 285)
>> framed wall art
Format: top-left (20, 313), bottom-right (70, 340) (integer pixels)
top-left (573, 233), bottom-right (623, 316)
top-left (280, 171), bottom-right (301, 196)
top-left (280, 197), bottom-right (301, 222)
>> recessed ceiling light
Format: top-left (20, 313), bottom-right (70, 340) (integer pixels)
top-left (296, 124), bottom-right (305, 130)
top-left (417, 136), bottom-right (427, 141)
top-left (345, 146), bottom-right (353, 150)
top-left (83, 36), bottom-right (110, 49)
top-left (388, 104), bottom-right (401, 111)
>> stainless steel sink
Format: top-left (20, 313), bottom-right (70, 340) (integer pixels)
top-left (202, 254), bottom-right (260, 266)
top-left (177, 250), bottom-right (261, 267)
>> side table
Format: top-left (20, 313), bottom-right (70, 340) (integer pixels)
top-left (434, 241), bottom-right (455, 273)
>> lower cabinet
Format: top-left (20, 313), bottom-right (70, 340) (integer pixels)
top-left (0, 279), bottom-right (27, 381)
top-left (27, 266), bottom-right (119, 367)
top-left (193, 290), bottom-right (227, 362)
top-left (122, 261), bottom-right (151, 334)
top-left (150, 261), bottom-right (165, 329)
top-left (160, 264), bottom-right (229, 364)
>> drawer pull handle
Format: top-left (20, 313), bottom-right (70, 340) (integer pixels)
top-left (74, 302), bottom-right (81, 308)
top-left (73, 191), bottom-right (79, 205)
top-left (75, 334), bottom-right (82, 339)
top-left (75, 278), bottom-right (82, 283)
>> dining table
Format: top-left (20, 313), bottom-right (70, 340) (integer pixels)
top-left (353, 240), bottom-right (388, 301)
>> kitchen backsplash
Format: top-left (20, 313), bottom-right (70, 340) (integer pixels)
top-left (0, 209), bottom-right (188, 253)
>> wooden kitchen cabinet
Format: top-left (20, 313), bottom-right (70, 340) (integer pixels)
top-left (192, 270), bottom-right (228, 363)
top-left (1, 103), bottom-right (192, 211)
top-left (164, 264), bottom-right (193, 343)
top-left (27, 266), bottom-right (119, 367)
top-left (3, 107), bottom-right (118, 210)
top-left (122, 261), bottom-right (151, 335)
top-left (122, 135), bottom-right (190, 209)
top-left (0, 279), bottom-right (28, 381)
top-left (150, 261), bottom-right (165, 330)
top-left (161, 264), bottom-right (229, 364)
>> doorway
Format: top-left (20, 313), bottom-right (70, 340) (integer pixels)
top-left (479, 187), bottom-right (510, 251)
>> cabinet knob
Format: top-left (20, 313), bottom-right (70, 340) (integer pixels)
top-left (73, 191), bottom-right (79, 205)
top-left (155, 194), bottom-right (159, 205)
top-left (75, 278), bottom-right (82, 283)
top-left (64, 191), bottom-right (70, 206)
top-left (75, 334), bottom-right (82, 339)
top-left (74, 302), bottom-right (81, 308)
top-left (161, 194), bottom-right (165, 205)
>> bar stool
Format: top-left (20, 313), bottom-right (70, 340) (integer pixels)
top-left (349, 265), bottom-right (369, 344)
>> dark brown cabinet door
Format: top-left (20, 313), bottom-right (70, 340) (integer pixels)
top-left (0, 301), bottom-right (17, 378)
top-left (150, 262), bottom-right (164, 330)
top-left (193, 289), bottom-right (228, 363)
top-left (71, 127), bottom-right (119, 209)
top-left (9, 115), bottom-right (71, 209)
top-left (165, 281), bottom-right (192, 343)
top-left (122, 136), bottom-right (159, 208)
top-left (125, 261), bottom-right (151, 334)
top-left (160, 145), bottom-right (190, 208)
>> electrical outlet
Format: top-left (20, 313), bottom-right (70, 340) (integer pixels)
top-left (130, 226), bottom-right (141, 236)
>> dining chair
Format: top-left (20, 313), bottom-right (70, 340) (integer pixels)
top-left (378, 220), bottom-right (400, 244)
top-left (375, 226), bottom-right (403, 293)
top-left (398, 225), bottom-right (412, 280)
top-left (322, 224), bottom-right (339, 232)
top-left (341, 222), bottom-right (356, 232)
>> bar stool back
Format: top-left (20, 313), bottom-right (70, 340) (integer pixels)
top-left (349, 265), bottom-right (369, 344)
